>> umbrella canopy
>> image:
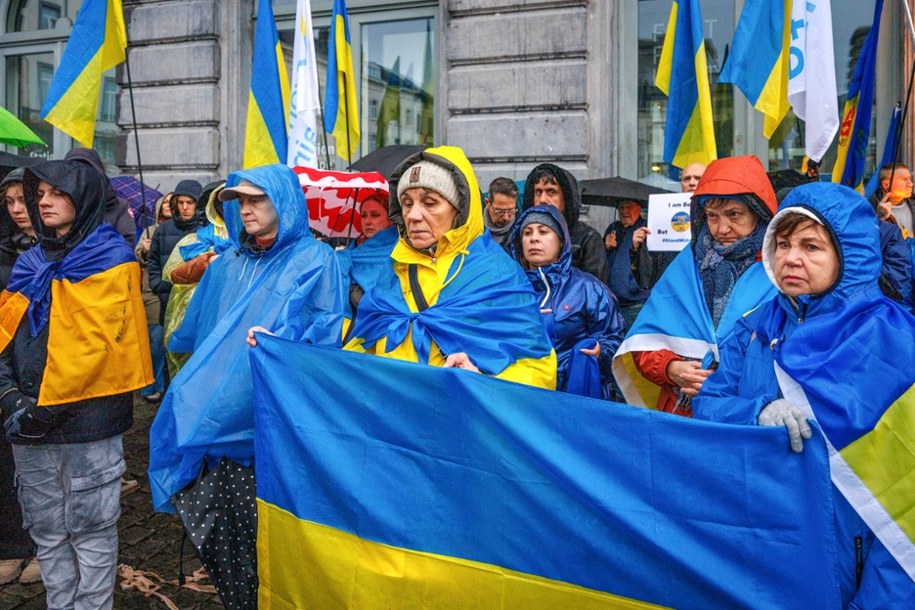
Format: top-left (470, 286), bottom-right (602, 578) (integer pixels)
top-left (767, 169), bottom-right (809, 199)
top-left (579, 176), bottom-right (673, 208)
top-left (349, 144), bottom-right (426, 179)
top-left (292, 166), bottom-right (388, 239)
top-left (110, 175), bottom-right (163, 231)
top-left (0, 106), bottom-right (46, 148)
top-left (172, 458), bottom-right (257, 610)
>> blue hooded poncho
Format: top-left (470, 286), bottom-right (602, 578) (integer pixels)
top-left (148, 164), bottom-right (346, 512)
top-left (694, 183), bottom-right (915, 607)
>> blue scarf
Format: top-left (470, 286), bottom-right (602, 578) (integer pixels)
top-left (350, 233), bottom-right (552, 375)
top-left (178, 223), bottom-right (231, 261)
top-left (693, 223), bottom-right (764, 328)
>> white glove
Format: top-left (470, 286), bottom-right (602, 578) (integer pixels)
top-left (758, 399), bottom-right (812, 453)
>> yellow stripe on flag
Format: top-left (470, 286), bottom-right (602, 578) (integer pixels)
top-left (0, 291), bottom-right (30, 353)
top-left (43, 50), bottom-right (108, 148)
top-left (619, 352), bottom-right (662, 409)
top-left (840, 383), bottom-right (915, 544)
top-left (257, 500), bottom-right (666, 610)
top-left (42, 262), bottom-right (152, 405)
top-left (243, 92), bottom-right (282, 168)
top-left (654, 3), bottom-right (678, 94)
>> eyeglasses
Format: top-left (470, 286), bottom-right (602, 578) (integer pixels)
top-left (491, 208), bottom-right (516, 217)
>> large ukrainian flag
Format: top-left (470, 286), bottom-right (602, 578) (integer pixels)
top-left (655, 0), bottom-right (717, 168)
top-left (718, 0), bottom-right (791, 138)
top-left (832, 0), bottom-right (884, 190)
top-left (251, 336), bottom-right (841, 609)
top-left (39, 0), bottom-right (126, 147)
top-left (243, 0), bottom-right (291, 169)
top-left (324, 0), bottom-right (360, 162)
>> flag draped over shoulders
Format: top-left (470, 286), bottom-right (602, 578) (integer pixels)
top-left (251, 336), bottom-right (841, 609)
top-left (0, 224), bottom-right (151, 405)
top-left (612, 247), bottom-right (776, 408)
top-left (324, 0), bottom-right (360, 161)
top-left (655, 0), bottom-right (717, 168)
top-left (40, 0), bottom-right (126, 147)
top-left (244, 0), bottom-right (291, 169)
top-left (719, 0), bottom-right (790, 138)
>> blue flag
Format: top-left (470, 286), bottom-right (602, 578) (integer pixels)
top-left (251, 336), bottom-right (842, 609)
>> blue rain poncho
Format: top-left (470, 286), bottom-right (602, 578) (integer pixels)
top-left (148, 164), bottom-right (346, 512)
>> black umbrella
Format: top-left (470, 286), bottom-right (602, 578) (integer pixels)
top-left (767, 169), bottom-right (810, 201)
top-left (172, 458), bottom-right (257, 610)
top-left (579, 176), bottom-right (673, 208)
top-left (0, 152), bottom-right (41, 181)
top-left (350, 144), bottom-right (426, 179)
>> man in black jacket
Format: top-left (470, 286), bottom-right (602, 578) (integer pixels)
top-left (521, 164), bottom-right (609, 285)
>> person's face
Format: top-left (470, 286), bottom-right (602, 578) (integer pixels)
top-left (4, 183), bottom-right (32, 233)
top-left (532, 178), bottom-right (565, 213)
top-left (37, 180), bottom-right (77, 236)
top-left (680, 163), bottom-right (706, 193)
top-left (522, 223), bottom-right (562, 267)
top-left (773, 220), bottom-right (839, 297)
top-left (160, 195), bottom-right (173, 220)
top-left (618, 201), bottom-right (642, 227)
top-left (360, 198), bottom-right (390, 240)
top-left (174, 195), bottom-right (198, 221)
top-left (486, 193), bottom-right (517, 228)
top-left (704, 198), bottom-right (758, 245)
top-left (400, 187), bottom-right (458, 250)
top-left (238, 192), bottom-right (279, 242)
top-left (882, 168), bottom-right (913, 202)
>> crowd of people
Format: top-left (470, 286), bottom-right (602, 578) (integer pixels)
top-left (0, 143), bottom-right (913, 608)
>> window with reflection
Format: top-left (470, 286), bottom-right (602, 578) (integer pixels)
top-left (4, 0), bottom-right (118, 165)
top-left (639, 0), bottom-right (877, 179)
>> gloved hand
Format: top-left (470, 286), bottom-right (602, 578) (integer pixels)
top-left (758, 399), bottom-right (812, 453)
top-left (4, 397), bottom-right (69, 441)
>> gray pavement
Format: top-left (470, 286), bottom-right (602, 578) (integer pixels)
top-left (0, 396), bottom-right (224, 610)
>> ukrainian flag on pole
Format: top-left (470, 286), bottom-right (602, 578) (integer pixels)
top-left (832, 0), bottom-right (884, 190)
top-left (243, 0), bottom-right (291, 169)
top-left (40, 0), bottom-right (126, 147)
top-left (719, 0), bottom-right (791, 138)
top-left (655, 0), bottom-right (717, 168)
top-left (324, 0), bottom-right (360, 162)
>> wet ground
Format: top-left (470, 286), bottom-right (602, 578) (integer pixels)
top-left (0, 397), bottom-right (224, 610)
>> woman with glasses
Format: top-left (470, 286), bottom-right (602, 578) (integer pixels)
top-left (612, 156), bottom-right (778, 416)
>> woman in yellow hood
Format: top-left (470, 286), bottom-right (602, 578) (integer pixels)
top-left (344, 145), bottom-right (556, 389)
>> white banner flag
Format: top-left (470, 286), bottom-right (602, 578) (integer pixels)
top-left (788, 0), bottom-right (839, 163)
top-left (287, 0), bottom-right (321, 167)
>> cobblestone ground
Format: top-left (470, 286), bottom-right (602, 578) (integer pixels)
top-left (0, 396), bottom-right (224, 610)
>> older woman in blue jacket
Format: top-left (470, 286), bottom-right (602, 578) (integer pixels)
top-left (693, 183), bottom-right (915, 608)
top-left (511, 204), bottom-right (625, 397)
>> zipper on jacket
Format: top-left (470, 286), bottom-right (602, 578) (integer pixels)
top-left (855, 536), bottom-right (863, 590)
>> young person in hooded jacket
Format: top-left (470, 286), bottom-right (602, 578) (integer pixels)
top-left (693, 182), bottom-right (915, 608)
top-left (0, 159), bottom-right (152, 610)
top-left (511, 204), bottom-right (625, 398)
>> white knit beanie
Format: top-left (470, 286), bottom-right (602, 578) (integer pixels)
top-left (396, 161), bottom-right (460, 209)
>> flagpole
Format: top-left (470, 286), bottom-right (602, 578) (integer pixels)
top-left (315, 75), bottom-right (332, 169)
top-left (343, 76), bottom-right (353, 170)
top-left (887, 0), bottom-right (915, 186)
top-left (902, 0), bottom-right (915, 46)
top-left (124, 49), bottom-right (147, 214)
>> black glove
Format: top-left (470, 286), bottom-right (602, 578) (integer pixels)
top-left (4, 397), bottom-right (69, 441)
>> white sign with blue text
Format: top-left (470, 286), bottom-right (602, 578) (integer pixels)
top-left (646, 192), bottom-right (692, 252)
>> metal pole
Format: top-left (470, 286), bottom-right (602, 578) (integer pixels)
top-left (124, 49), bottom-right (147, 216)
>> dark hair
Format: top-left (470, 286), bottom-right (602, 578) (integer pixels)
top-left (529, 167), bottom-right (560, 187)
top-left (773, 212), bottom-right (827, 242)
top-left (487, 177), bottom-right (518, 201)
top-left (878, 162), bottom-right (909, 184)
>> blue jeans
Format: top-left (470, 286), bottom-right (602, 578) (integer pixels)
top-left (141, 324), bottom-right (166, 396)
top-left (12, 436), bottom-right (125, 610)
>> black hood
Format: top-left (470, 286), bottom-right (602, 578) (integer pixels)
top-left (521, 163), bottom-right (582, 228)
top-left (24, 160), bottom-right (106, 253)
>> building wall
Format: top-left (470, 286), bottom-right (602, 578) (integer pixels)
top-left (441, 0), bottom-right (620, 188)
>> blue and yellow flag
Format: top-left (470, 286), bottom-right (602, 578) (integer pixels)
top-left (39, 0), bottom-right (126, 147)
top-left (243, 0), bottom-right (291, 169)
top-left (0, 225), bottom-right (151, 405)
top-left (832, 0), bottom-right (884, 190)
top-left (324, 0), bottom-right (360, 162)
top-left (865, 103), bottom-right (902, 198)
top-left (655, 0), bottom-right (716, 168)
top-left (719, 0), bottom-right (790, 138)
top-left (251, 336), bottom-right (843, 609)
